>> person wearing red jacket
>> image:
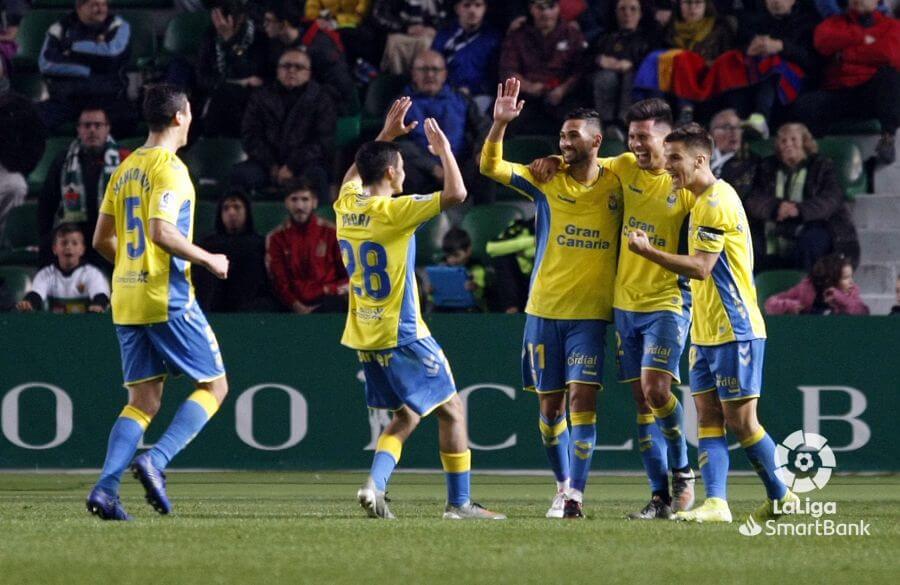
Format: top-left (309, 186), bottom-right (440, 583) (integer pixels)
top-left (764, 253), bottom-right (870, 315)
top-left (792, 0), bottom-right (900, 164)
top-left (266, 179), bottom-right (349, 313)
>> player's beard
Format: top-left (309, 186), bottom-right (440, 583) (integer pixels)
top-left (562, 148), bottom-right (589, 165)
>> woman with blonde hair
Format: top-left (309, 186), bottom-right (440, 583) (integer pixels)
top-left (745, 122), bottom-right (859, 271)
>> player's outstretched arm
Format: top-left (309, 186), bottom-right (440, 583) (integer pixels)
top-left (627, 229), bottom-right (718, 280)
top-left (485, 78), bottom-right (524, 145)
top-left (480, 78), bottom-right (524, 183)
top-left (149, 218), bottom-right (229, 279)
top-left (423, 118), bottom-right (467, 210)
top-left (341, 97), bottom-right (419, 185)
top-left (93, 212), bottom-right (117, 265)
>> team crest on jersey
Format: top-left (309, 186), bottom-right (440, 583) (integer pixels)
top-left (607, 194), bottom-right (618, 211)
top-left (159, 191), bottom-right (175, 212)
top-left (666, 193), bottom-right (677, 207)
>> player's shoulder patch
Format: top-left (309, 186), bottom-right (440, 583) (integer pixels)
top-left (158, 190), bottom-right (176, 213)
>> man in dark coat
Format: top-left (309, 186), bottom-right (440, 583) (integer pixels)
top-left (231, 48), bottom-right (337, 198)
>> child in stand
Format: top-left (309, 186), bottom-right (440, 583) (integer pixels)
top-left (17, 223), bottom-right (109, 314)
top-left (765, 254), bottom-right (869, 315)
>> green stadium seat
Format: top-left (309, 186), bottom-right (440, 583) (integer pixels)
top-left (26, 136), bottom-right (71, 197)
top-left (817, 138), bottom-right (866, 200)
top-left (747, 138), bottom-right (774, 159)
top-left (0, 202), bottom-right (40, 266)
top-left (755, 269), bottom-right (805, 306)
top-left (336, 115), bottom-right (361, 150)
top-left (460, 204), bottom-right (526, 263)
top-left (120, 12), bottom-right (158, 70)
top-left (253, 201), bottom-right (288, 236)
top-left (362, 74), bottom-right (405, 135)
top-left (600, 137), bottom-right (626, 157)
top-left (162, 11), bottom-right (210, 58)
top-left (0, 266), bottom-right (34, 309)
top-left (415, 214), bottom-right (451, 266)
top-left (826, 119), bottom-right (881, 135)
top-left (181, 138), bottom-right (247, 200)
top-left (193, 200), bottom-right (217, 240)
top-left (11, 10), bottom-right (64, 72)
top-left (9, 72), bottom-right (47, 101)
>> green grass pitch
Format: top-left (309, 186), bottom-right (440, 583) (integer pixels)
top-left (1, 472), bottom-right (897, 585)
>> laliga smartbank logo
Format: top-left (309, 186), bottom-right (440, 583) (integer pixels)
top-left (738, 431), bottom-right (870, 537)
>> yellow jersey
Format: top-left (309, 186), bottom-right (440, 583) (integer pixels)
top-left (99, 146), bottom-right (197, 325)
top-left (334, 180), bottom-right (442, 350)
top-left (688, 180), bottom-right (766, 345)
top-left (481, 140), bottom-right (622, 321)
top-left (609, 153), bottom-right (696, 314)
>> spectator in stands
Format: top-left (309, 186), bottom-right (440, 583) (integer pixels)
top-left (745, 122), bottom-right (859, 272)
top-left (266, 179), bottom-right (348, 314)
top-left (397, 49), bottom-right (487, 195)
top-left (196, 0), bottom-right (268, 137)
top-left (764, 253), bottom-right (869, 315)
top-left (38, 0), bottom-right (134, 135)
top-left (0, 0), bottom-right (28, 94)
top-left (262, 0), bottom-right (356, 114)
top-left (0, 159), bottom-right (26, 244)
top-left (305, 0), bottom-right (372, 68)
top-left (17, 223), bottom-right (109, 313)
top-left (659, 0), bottom-right (735, 122)
top-left (195, 189), bottom-right (277, 313)
top-left (662, 0), bottom-right (734, 62)
top-left (709, 108), bottom-right (759, 200)
top-left (485, 217), bottom-right (534, 313)
top-left (432, 0), bottom-right (501, 112)
top-left (232, 48), bottom-right (336, 198)
top-left (792, 0), bottom-right (900, 164)
top-left (371, 0), bottom-right (448, 75)
top-left (728, 0), bottom-right (817, 123)
top-left (428, 226), bottom-right (485, 312)
top-left (499, 0), bottom-right (588, 134)
top-left (38, 106), bottom-right (129, 269)
top-left (591, 0), bottom-right (654, 135)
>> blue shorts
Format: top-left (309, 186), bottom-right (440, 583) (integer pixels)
top-left (358, 336), bottom-right (457, 417)
top-left (689, 340), bottom-right (765, 401)
top-left (115, 304), bottom-right (226, 386)
top-left (522, 315), bottom-right (607, 393)
top-left (614, 309), bottom-right (689, 383)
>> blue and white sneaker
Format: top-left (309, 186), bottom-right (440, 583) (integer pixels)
top-left (86, 486), bottom-right (132, 521)
top-left (131, 452), bottom-right (172, 515)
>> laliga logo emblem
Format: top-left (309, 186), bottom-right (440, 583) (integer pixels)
top-left (775, 430), bottom-right (837, 493)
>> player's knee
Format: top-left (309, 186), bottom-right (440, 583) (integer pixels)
top-left (199, 376), bottom-right (228, 404)
top-left (394, 407), bottom-right (421, 430)
top-left (642, 375), bottom-right (672, 408)
top-left (435, 394), bottom-right (465, 423)
top-left (129, 395), bottom-right (161, 417)
top-left (538, 393), bottom-right (566, 420)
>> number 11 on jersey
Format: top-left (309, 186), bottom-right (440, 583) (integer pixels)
top-left (339, 240), bottom-right (392, 300)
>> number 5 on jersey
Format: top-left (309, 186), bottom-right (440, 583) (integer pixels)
top-left (339, 240), bottom-right (391, 300)
top-left (125, 196), bottom-right (146, 259)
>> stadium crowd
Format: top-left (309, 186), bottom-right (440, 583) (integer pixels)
top-left (1, 0), bottom-right (899, 314)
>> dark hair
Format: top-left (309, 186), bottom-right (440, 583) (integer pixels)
top-left (264, 0), bottom-right (302, 24)
top-left (355, 141), bottom-right (402, 185)
top-left (207, 0), bottom-right (250, 18)
top-left (564, 108), bottom-right (603, 133)
top-left (283, 176), bottom-right (319, 199)
top-left (214, 188), bottom-right (255, 235)
top-left (78, 105), bottom-right (109, 121)
top-left (442, 227), bottom-right (472, 255)
top-left (811, 254), bottom-right (851, 296)
top-left (664, 122), bottom-right (714, 155)
top-left (53, 223), bottom-right (84, 241)
top-left (625, 98), bottom-right (673, 128)
top-left (143, 84), bottom-right (188, 132)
